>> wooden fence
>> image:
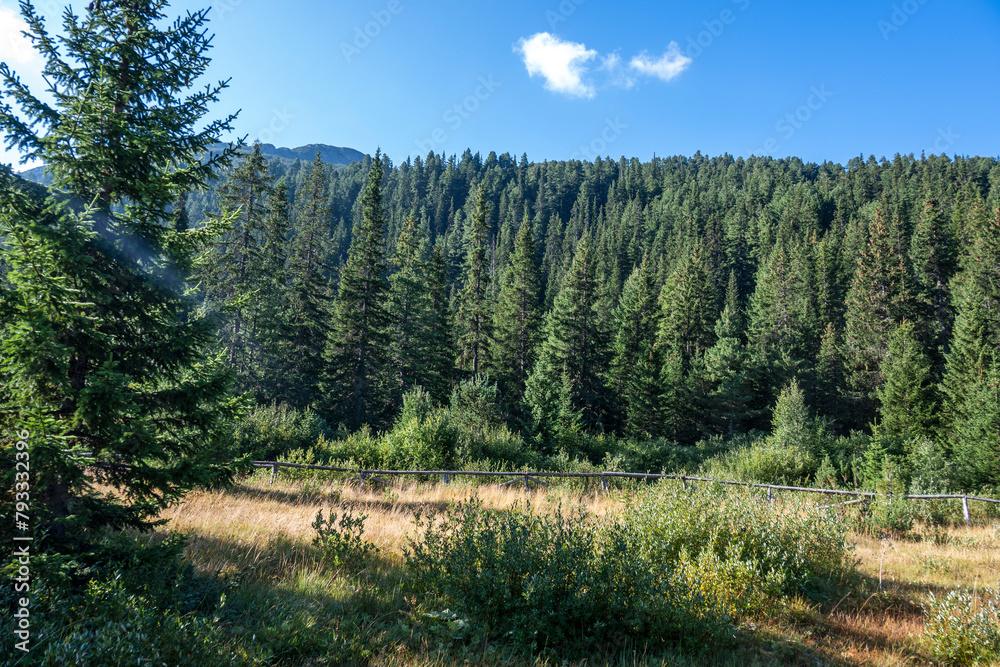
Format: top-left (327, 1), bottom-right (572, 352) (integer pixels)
top-left (251, 460), bottom-right (1000, 526)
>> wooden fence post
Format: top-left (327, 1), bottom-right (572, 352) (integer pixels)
top-left (601, 473), bottom-right (609, 492)
top-left (681, 476), bottom-right (687, 491)
top-left (962, 496), bottom-right (971, 525)
top-left (270, 462), bottom-right (277, 485)
top-left (442, 473), bottom-right (450, 485)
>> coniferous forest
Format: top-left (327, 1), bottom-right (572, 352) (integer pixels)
top-left (2, 1), bottom-right (1000, 664)
top-left (174, 144), bottom-right (1000, 496)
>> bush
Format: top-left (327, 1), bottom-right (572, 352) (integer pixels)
top-left (923, 587), bottom-right (1000, 666)
top-left (34, 577), bottom-right (245, 666)
top-left (405, 499), bottom-right (732, 653)
top-left (380, 411), bottom-right (460, 470)
top-left (312, 504), bottom-right (379, 570)
top-left (233, 403), bottom-right (332, 460)
top-left (623, 484), bottom-right (852, 599)
top-left (701, 438), bottom-right (817, 485)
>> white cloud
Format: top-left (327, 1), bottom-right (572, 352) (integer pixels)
top-left (629, 42), bottom-right (692, 83)
top-left (0, 6), bottom-right (44, 68)
top-left (515, 32), bottom-right (597, 99)
top-left (600, 52), bottom-right (635, 90)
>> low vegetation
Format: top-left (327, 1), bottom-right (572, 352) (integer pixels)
top-left (6, 473), bottom-right (999, 665)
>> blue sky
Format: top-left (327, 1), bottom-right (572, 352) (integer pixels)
top-left (1, 0), bottom-right (999, 169)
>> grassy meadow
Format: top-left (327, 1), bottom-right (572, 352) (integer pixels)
top-left (96, 471), bottom-right (996, 666)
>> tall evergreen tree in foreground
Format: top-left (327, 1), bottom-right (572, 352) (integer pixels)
top-left (0, 0), bottom-right (240, 535)
top-left (387, 216), bottom-right (432, 401)
top-left (324, 150), bottom-right (392, 429)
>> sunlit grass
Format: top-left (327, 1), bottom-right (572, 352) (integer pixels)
top-left (135, 474), bottom-right (1000, 665)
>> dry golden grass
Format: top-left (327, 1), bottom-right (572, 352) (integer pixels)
top-left (146, 475), bottom-right (1000, 666)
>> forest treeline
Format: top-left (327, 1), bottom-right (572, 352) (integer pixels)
top-left (185, 144), bottom-right (999, 493)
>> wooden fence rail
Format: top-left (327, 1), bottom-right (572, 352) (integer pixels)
top-left (250, 460), bottom-right (1000, 525)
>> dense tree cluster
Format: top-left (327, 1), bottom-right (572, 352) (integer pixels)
top-left (181, 148), bottom-right (1000, 491)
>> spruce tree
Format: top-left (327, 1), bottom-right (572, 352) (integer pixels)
top-left (456, 184), bottom-right (492, 375)
top-left (525, 238), bottom-right (609, 438)
top-left (702, 271), bottom-right (753, 436)
top-left (424, 244), bottom-right (457, 402)
top-left (877, 320), bottom-right (936, 443)
top-left (324, 150), bottom-right (392, 428)
top-left (608, 257), bottom-right (661, 437)
top-left (842, 203), bottom-right (914, 420)
top-left (909, 198), bottom-right (956, 357)
top-left (387, 216), bottom-right (432, 400)
top-left (491, 216), bottom-right (543, 403)
top-left (952, 359), bottom-right (1000, 491)
top-left (197, 143), bottom-right (276, 396)
top-left (0, 0), bottom-right (240, 535)
top-left (657, 243), bottom-right (718, 368)
top-left (286, 153), bottom-right (333, 408)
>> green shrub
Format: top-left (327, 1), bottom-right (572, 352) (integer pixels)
top-left (623, 484), bottom-right (852, 599)
top-left (233, 403), bottom-right (332, 460)
top-left (405, 499), bottom-right (732, 653)
top-left (701, 438), bottom-right (817, 485)
top-left (380, 411), bottom-right (459, 470)
top-left (312, 504), bottom-right (379, 570)
top-left (923, 587), bottom-right (1000, 666)
top-left (34, 577), bottom-right (245, 666)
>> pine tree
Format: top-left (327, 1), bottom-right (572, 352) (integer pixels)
top-left (842, 203), bottom-right (914, 420)
top-left (877, 321), bottom-right (936, 443)
top-left (702, 271), bottom-right (753, 436)
top-left (323, 150), bottom-right (392, 429)
top-left (197, 143), bottom-right (275, 395)
top-left (387, 216), bottom-right (431, 400)
top-left (909, 198), bottom-right (956, 357)
top-left (424, 244), bottom-right (457, 402)
top-left (608, 257), bottom-right (661, 437)
top-left (0, 0), bottom-right (240, 535)
top-left (525, 238), bottom-right (609, 438)
top-left (952, 359), bottom-right (1000, 491)
top-left (491, 216), bottom-right (543, 403)
top-left (286, 153), bottom-right (333, 408)
top-left (456, 184), bottom-right (492, 375)
top-left (657, 244), bottom-right (718, 368)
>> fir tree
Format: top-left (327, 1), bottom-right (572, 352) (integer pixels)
top-left (323, 150), bottom-right (392, 428)
top-left (609, 257), bottom-right (661, 437)
top-left (877, 320), bottom-right (936, 443)
top-left (0, 0), bottom-right (240, 535)
top-left (525, 238), bottom-right (609, 438)
top-left (702, 271), bottom-right (753, 436)
top-left (491, 216), bottom-right (543, 403)
top-left (952, 359), bottom-right (1000, 491)
top-left (286, 153), bottom-right (333, 408)
top-left (456, 184), bottom-right (492, 375)
top-left (842, 203), bottom-right (914, 420)
top-left (387, 216), bottom-right (432, 400)
top-left (909, 198), bottom-right (956, 357)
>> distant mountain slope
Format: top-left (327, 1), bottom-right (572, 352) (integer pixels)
top-left (17, 142), bottom-right (365, 186)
